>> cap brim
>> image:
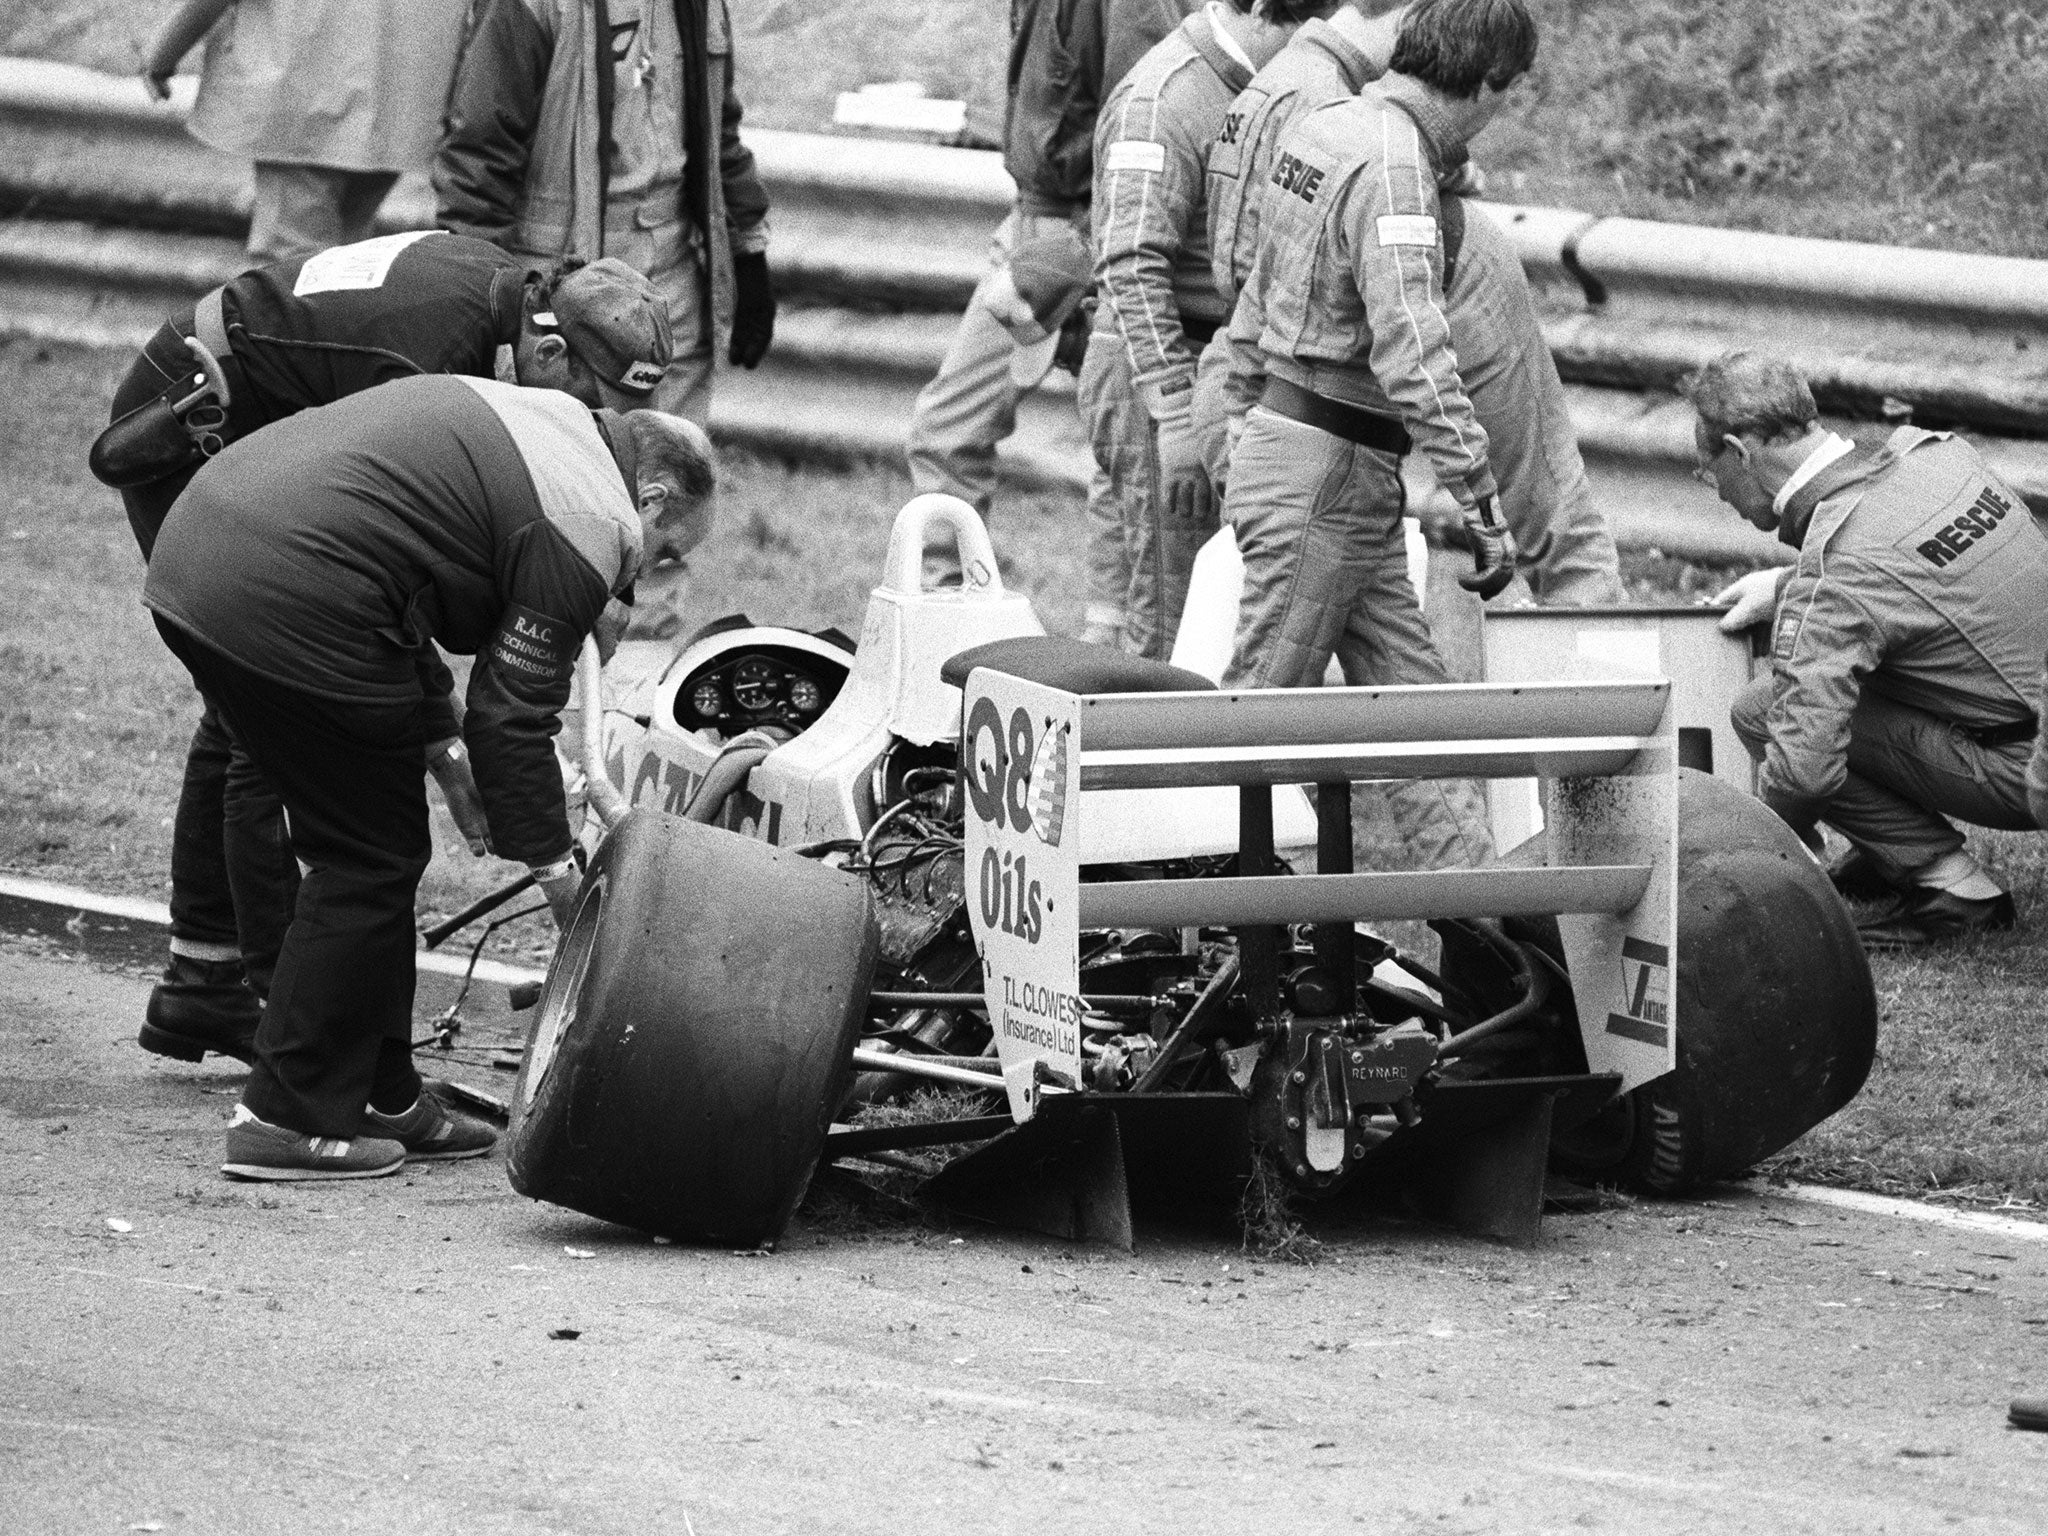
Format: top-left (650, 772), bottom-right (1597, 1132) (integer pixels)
top-left (1009, 332), bottom-right (1060, 391)
top-left (594, 377), bottom-right (656, 412)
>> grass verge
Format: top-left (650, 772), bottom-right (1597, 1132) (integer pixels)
top-left (3, 335), bottom-right (2044, 1213)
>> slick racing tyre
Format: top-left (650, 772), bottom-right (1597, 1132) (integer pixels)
top-left (1550, 769), bottom-right (1877, 1194)
top-left (507, 808), bottom-right (879, 1245)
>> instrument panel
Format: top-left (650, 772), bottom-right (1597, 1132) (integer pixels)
top-left (674, 645), bottom-right (848, 739)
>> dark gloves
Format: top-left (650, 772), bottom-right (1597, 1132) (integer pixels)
top-left (1457, 495), bottom-right (1518, 600)
top-left (1054, 294), bottom-right (1096, 375)
top-left (729, 250), bottom-right (776, 369)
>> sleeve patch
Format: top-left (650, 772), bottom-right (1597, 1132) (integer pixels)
top-left (488, 603), bottom-right (577, 683)
top-left (291, 231), bottom-right (437, 296)
top-left (1376, 214), bottom-right (1439, 248)
top-left (1772, 611), bottom-right (1801, 661)
top-left (1105, 140), bottom-right (1168, 174)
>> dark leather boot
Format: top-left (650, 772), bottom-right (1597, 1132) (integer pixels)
top-left (139, 955), bottom-right (260, 1064)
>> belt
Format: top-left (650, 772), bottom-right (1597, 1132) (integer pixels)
top-left (189, 285), bottom-right (232, 360)
top-left (1259, 378), bottom-right (1410, 455)
top-left (1964, 715), bottom-right (2037, 749)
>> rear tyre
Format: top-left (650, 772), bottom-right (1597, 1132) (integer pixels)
top-left (1549, 769), bottom-right (1878, 1193)
top-left (506, 808), bottom-right (879, 1244)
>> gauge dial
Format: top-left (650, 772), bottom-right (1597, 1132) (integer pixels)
top-left (689, 680), bottom-right (723, 719)
top-left (731, 658), bottom-right (779, 712)
top-left (789, 676), bottom-right (822, 714)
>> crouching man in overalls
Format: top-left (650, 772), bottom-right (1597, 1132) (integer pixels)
top-left (1698, 351), bottom-right (2048, 948)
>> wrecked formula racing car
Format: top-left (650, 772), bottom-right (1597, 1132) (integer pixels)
top-left (504, 497), bottom-right (1877, 1249)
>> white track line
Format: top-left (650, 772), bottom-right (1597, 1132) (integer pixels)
top-left (0, 872), bottom-right (545, 988)
top-left (1755, 1180), bottom-right (2048, 1242)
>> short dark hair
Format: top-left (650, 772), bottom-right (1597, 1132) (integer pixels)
top-left (1687, 352), bottom-right (1820, 445)
top-left (529, 255), bottom-right (589, 311)
top-left (1388, 0), bottom-right (1538, 98)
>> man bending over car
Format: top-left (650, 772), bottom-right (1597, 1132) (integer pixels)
top-left (143, 375), bottom-right (713, 1181)
top-left (95, 232), bottom-right (671, 1073)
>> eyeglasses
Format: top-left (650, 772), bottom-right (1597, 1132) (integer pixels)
top-left (1692, 438), bottom-right (1733, 490)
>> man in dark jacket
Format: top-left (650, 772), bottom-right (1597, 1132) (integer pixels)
top-left (100, 233), bottom-right (671, 1070)
top-left (145, 376), bottom-right (714, 1180)
top-left (435, 0), bottom-right (774, 428)
top-left (1696, 351), bottom-right (2048, 947)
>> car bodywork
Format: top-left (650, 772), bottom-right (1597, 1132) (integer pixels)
top-left (507, 498), bottom-right (1877, 1250)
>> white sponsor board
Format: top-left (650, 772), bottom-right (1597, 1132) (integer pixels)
top-left (1548, 677), bottom-right (1679, 1094)
top-left (961, 668), bottom-right (1083, 1122)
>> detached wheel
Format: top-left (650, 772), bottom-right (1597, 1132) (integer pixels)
top-left (507, 808), bottom-right (878, 1245)
top-left (1550, 769), bottom-right (1877, 1193)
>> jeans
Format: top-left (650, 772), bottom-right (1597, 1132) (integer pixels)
top-left (112, 329), bottom-right (297, 982)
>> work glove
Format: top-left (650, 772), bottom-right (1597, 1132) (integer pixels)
top-left (728, 250), bottom-right (776, 369)
top-left (1441, 158), bottom-right (1487, 198)
top-left (531, 856), bottom-right (585, 932)
top-left (1154, 407), bottom-right (1217, 527)
top-left (426, 738), bottom-right (492, 856)
top-left (1457, 495), bottom-right (1517, 600)
top-left (1712, 567), bottom-right (1788, 633)
top-left (1053, 296), bottom-right (1095, 376)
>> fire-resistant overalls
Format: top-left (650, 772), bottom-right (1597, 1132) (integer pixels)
top-left (1221, 82), bottom-right (1499, 868)
top-left (1204, 14), bottom-right (1622, 605)
top-left (1082, 6), bottom-right (1253, 660)
top-left (1731, 428), bottom-right (2048, 878)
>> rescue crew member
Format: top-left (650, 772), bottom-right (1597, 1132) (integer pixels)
top-left (906, 0), bottom-right (1198, 634)
top-left (144, 376), bottom-right (714, 1180)
top-left (1205, 0), bottom-right (1623, 605)
top-left (1219, 0), bottom-right (1538, 867)
top-left (97, 233), bottom-right (673, 1071)
top-left (1696, 352), bottom-right (2048, 947)
top-left (1085, 0), bottom-right (1323, 661)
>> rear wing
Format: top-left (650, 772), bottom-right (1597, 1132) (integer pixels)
top-left (960, 672), bottom-right (1677, 1123)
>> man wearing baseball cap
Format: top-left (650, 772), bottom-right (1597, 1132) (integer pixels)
top-left (94, 227), bottom-right (672, 1072)
top-left (983, 229), bottom-right (1096, 393)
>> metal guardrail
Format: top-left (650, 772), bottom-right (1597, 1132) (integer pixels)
top-left (7, 57), bottom-right (2048, 564)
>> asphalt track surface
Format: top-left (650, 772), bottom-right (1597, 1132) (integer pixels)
top-left (5, 944), bottom-right (2047, 1535)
